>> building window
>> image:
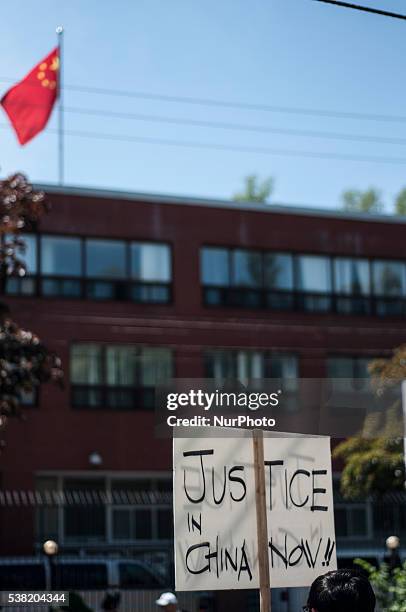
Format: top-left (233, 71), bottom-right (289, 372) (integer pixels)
top-left (328, 356), bottom-right (371, 379)
top-left (268, 353), bottom-right (298, 392)
top-left (296, 255), bottom-right (332, 312)
top-left (201, 247), bottom-right (230, 287)
top-left (372, 501), bottom-right (406, 539)
top-left (201, 247), bottom-right (295, 310)
top-left (35, 476), bottom-right (59, 544)
top-left (130, 243), bottom-right (170, 282)
top-left (64, 478), bottom-right (106, 542)
top-left (86, 239), bottom-right (127, 279)
top-left (334, 258), bottom-right (370, 295)
top-left (264, 253), bottom-right (294, 310)
top-left (20, 234), bottom-right (38, 273)
top-left (6, 233), bottom-right (172, 304)
top-left (296, 255), bottom-right (331, 293)
top-left (373, 261), bottom-right (405, 296)
top-left (372, 260), bottom-right (405, 316)
top-left (85, 239), bottom-right (126, 300)
top-left (232, 250), bottom-right (262, 287)
top-left (41, 236), bottom-right (82, 297)
top-left (205, 350), bottom-right (298, 390)
top-left (327, 356), bottom-right (372, 393)
top-left (130, 242), bottom-right (171, 303)
top-left (205, 350), bottom-right (264, 382)
top-left (335, 506), bottom-right (369, 538)
top-left (35, 475), bottom-right (172, 546)
top-left (334, 258), bottom-right (371, 315)
top-left (335, 505), bottom-right (369, 538)
top-left (6, 234), bottom-right (38, 296)
top-left (105, 347), bottom-right (143, 409)
top-left (201, 247), bottom-right (334, 312)
top-left (111, 479), bottom-right (172, 542)
top-left (139, 348), bottom-right (173, 387)
top-left (41, 236), bottom-right (82, 277)
top-left (70, 344), bottom-right (103, 407)
top-left (201, 246), bottom-right (406, 317)
top-left (264, 253), bottom-right (293, 290)
top-left (333, 479), bottom-right (370, 539)
top-left (70, 344), bottom-right (173, 410)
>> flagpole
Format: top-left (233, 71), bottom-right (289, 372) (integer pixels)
top-left (56, 25), bottom-right (64, 185)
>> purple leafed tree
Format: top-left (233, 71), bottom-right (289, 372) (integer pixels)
top-left (0, 173), bottom-right (63, 433)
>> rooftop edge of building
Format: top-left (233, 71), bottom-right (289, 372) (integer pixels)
top-left (36, 182), bottom-right (406, 226)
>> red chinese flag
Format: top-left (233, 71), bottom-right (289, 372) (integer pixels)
top-left (1, 47), bottom-right (59, 145)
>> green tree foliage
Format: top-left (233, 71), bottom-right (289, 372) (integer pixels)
top-left (334, 437), bottom-right (404, 499)
top-left (355, 558), bottom-right (406, 612)
top-left (233, 175), bottom-right (273, 204)
top-left (341, 188), bottom-right (384, 213)
top-left (0, 173), bottom-right (63, 434)
top-left (334, 345), bottom-right (406, 499)
top-left (395, 188), bottom-right (406, 216)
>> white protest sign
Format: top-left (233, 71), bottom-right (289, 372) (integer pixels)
top-left (174, 430), bottom-right (336, 591)
top-left (264, 435), bottom-right (336, 588)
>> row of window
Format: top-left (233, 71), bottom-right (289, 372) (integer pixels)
top-left (35, 475), bottom-right (406, 546)
top-left (8, 235), bottom-right (171, 303)
top-left (201, 247), bottom-right (406, 296)
top-left (333, 480), bottom-right (406, 540)
top-left (17, 235), bottom-right (406, 297)
top-left (201, 247), bottom-right (406, 315)
top-left (14, 235), bottom-right (171, 281)
top-left (7, 234), bottom-right (406, 315)
top-left (35, 476), bottom-right (172, 545)
top-left (17, 345), bottom-right (374, 411)
top-left (67, 345), bottom-right (371, 410)
top-left (71, 345), bottom-right (173, 409)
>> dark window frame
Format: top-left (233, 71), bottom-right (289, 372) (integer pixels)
top-left (327, 354), bottom-right (379, 379)
top-left (204, 348), bottom-right (300, 379)
top-left (70, 343), bottom-right (174, 411)
top-left (40, 234), bottom-right (83, 278)
top-left (6, 233), bottom-right (173, 306)
top-left (371, 259), bottom-right (406, 296)
top-left (326, 354), bottom-right (380, 397)
top-left (35, 474), bottom-right (173, 547)
top-left (333, 476), bottom-right (371, 540)
top-left (201, 245), bottom-right (406, 317)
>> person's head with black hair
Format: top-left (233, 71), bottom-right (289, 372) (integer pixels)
top-left (306, 569), bottom-right (376, 612)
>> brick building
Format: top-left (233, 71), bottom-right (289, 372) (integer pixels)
top-left (1, 185), bottom-right (405, 571)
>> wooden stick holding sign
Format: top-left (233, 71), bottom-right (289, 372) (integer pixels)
top-left (253, 430), bottom-right (271, 612)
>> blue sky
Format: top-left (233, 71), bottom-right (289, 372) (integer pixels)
top-left (1, 0), bottom-right (406, 210)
